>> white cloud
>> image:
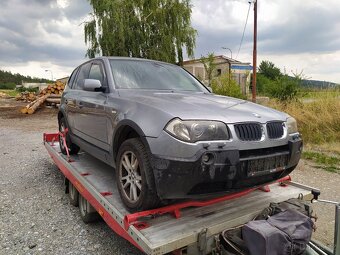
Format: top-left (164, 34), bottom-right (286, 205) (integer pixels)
top-left (0, 0), bottom-right (340, 83)
top-left (191, 0), bottom-right (340, 83)
top-left (0, 0), bottom-right (91, 79)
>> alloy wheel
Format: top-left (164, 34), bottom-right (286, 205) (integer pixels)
top-left (59, 122), bottom-right (66, 151)
top-left (119, 151), bottom-right (142, 203)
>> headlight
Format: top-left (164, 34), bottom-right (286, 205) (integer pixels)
top-left (286, 117), bottom-right (298, 134)
top-left (165, 118), bottom-right (230, 142)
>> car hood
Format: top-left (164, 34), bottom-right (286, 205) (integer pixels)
top-left (118, 90), bottom-right (288, 123)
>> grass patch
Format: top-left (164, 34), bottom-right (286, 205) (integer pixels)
top-left (302, 151), bottom-right (339, 173)
top-left (299, 90), bottom-right (340, 99)
top-left (264, 97), bottom-right (340, 144)
top-left (0, 89), bottom-right (19, 97)
top-left (304, 143), bottom-right (340, 157)
top-left (303, 151), bottom-right (339, 165)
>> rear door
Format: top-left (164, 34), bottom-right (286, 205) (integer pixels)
top-left (73, 60), bottom-right (110, 151)
top-left (62, 67), bottom-right (79, 131)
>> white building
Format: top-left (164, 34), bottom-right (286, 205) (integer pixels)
top-left (182, 55), bottom-right (252, 95)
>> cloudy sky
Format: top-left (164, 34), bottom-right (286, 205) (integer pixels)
top-left (1, 0), bottom-right (340, 83)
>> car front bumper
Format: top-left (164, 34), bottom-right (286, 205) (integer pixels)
top-left (149, 135), bottom-right (303, 199)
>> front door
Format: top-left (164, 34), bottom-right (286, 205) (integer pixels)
top-left (74, 61), bottom-right (110, 151)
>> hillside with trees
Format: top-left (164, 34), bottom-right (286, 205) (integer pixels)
top-left (256, 60), bottom-right (339, 101)
top-left (0, 69), bottom-right (52, 89)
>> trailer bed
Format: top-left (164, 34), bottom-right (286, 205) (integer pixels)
top-left (44, 133), bottom-right (314, 255)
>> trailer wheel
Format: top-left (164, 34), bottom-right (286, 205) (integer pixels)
top-left (69, 181), bottom-right (79, 207)
top-left (59, 117), bottom-right (80, 155)
top-left (116, 138), bottom-right (160, 212)
top-left (78, 194), bottom-right (98, 223)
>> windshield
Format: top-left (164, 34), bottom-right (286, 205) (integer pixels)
top-left (109, 59), bottom-right (208, 92)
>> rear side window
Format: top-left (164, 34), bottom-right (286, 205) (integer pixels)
top-left (67, 68), bottom-right (78, 89)
top-left (74, 63), bottom-right (91, 90)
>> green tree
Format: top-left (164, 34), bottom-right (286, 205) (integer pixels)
top-left (256, 73), bottom-right (272, 94)
top-left (200, 53), bottom-right (216, 86)
top-left (84, 0), bottom-right (197, 64)
top-left (258, 60), bottom-right (282, 80)
top-left (0, 69), bottom-right (52, 87)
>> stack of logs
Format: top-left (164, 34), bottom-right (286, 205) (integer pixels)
top-left (20, 81), bottom-right (65, 114)
top-left (40, 81), bottom-right (65, 95)
top-left (15, 91), bottom-right (37, 102)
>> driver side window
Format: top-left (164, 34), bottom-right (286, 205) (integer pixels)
top-left (89, 63), bottom-right (108, 92)
top-left (74, 63), bottom-right (91, 90)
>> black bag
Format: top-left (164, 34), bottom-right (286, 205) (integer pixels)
top-left (255, 198), bottom-right (313, 220)
top-left (219, 198), bottom-right (313, 255)
top-left (220, 227), bottom-right (250, 255)
top-left (242, 209), bottom-right (314, 255)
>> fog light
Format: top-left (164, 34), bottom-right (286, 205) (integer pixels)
top-left (202, 153), bottom-right (214, 165)
top-left (202, 154), bottom-right (210, 162)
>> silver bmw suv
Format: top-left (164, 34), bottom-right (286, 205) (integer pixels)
top-left (58, 57), bottom-right (302, 211)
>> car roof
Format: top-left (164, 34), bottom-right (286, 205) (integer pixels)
top-left (94, 56), bottom-right (176, 66)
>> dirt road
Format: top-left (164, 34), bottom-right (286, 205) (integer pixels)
top-left (0, 98), bottom-right (338, 254)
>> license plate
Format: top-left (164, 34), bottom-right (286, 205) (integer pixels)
top-left (242, 154), bottom-right (289, 177)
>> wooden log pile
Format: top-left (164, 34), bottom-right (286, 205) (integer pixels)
top-left (0, 92), bottom-right (10, 98)
top-left (45, 94), bottom-right (61, 108)
top-left (21, 94), bottom-right (50, 114)
top-left (15, 91), bottom-right (37, 102)
top-left (20, 81), bottom-right (65, 114)
top-left (39, 81), bottom-right (65, 96)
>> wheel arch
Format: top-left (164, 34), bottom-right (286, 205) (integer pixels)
top-left (112, 120), bottom-right (151, 164)
top-left (58, 110), bottom-right (64, 123)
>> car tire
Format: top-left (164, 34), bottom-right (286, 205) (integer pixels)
top-left (116, 138), bottom-right (160, 212)
top-left (59, 117), bottom-right (80, 155)
top-left (78, 194), bottom-right (99, 223)
top-left (69, 181), bottom-right (79, 207)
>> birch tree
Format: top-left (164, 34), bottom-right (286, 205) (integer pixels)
top-left (84, 0), bottom-right (196, 64)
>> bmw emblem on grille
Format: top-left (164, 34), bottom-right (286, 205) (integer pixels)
top-left (252, 113), bottom-right (261, 118)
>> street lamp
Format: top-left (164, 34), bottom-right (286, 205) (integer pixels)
top-left (45, 69), bottom-right (54, 81)
top-left (222, 47), bottom-right (233, 59)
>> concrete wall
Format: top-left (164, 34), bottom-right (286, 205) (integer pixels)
top-left (22, 83), bottom-right (48, 89)
top-left (183, 61), bottom-right (231, 86)
top-left (183, 59), bottom-right (251, 95)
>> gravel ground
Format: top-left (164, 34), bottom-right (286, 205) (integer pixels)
top-left (0, 99), bottom-right (339, 254)
top-left (0, 102), bottom-right (143, 255)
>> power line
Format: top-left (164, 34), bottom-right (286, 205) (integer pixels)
top-left (236, 1), bottom-right (252, 59)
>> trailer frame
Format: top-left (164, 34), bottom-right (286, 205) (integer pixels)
top-left (44, 132), bottom-right (317, 255)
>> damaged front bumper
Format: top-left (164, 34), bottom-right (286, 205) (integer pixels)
top-left (150, 137), bottom-right (303, 200)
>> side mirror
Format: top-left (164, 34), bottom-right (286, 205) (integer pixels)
top-left (84, 79), bottom-right (102, 91)
top-left (207, 86), bottom-right (213, 93)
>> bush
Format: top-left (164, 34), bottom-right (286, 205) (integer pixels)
top-left (266, 75), bottom-right (300, 102)
top-left (211, 74), bottom-right (246, 99)
top-left (16, 86), bottom-right (39, 93)
top-left (256, 73), bottom-right (272, 94)
top-left (0, 82), bottom-right (16, 89)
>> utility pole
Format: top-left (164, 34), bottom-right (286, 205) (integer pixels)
top-left (252, 0), bottom-right (257, 103)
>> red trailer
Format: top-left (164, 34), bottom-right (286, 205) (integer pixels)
top-left (44, 132), bottom-right (317, 255)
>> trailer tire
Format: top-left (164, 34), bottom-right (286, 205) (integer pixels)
top-left (59, 117), bottom-right (80, 155)
top-left (116, 138), bottom-right (160, 212)
top-left (69, 181), bottom-right (79, 207)
top-left (78, 194), bottom-right (99, 224)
